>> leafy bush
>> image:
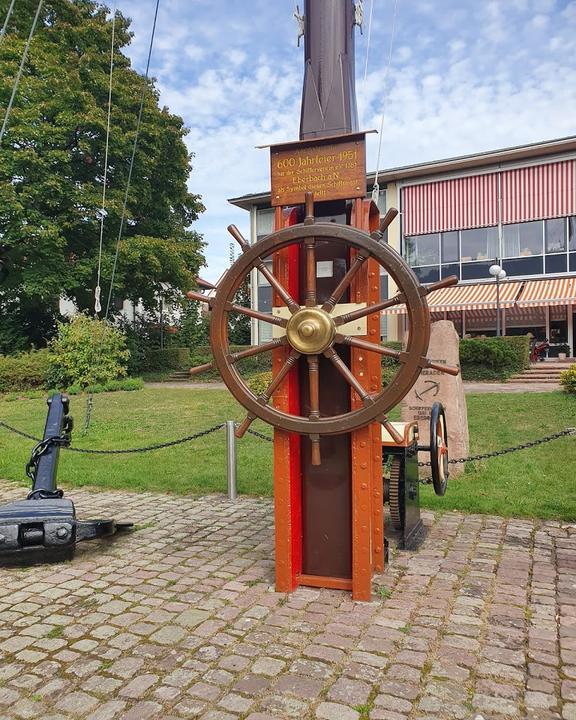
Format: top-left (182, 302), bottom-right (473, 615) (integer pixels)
top-left (48, 378), bottom-right (144, 397)
top-left (143, 348), bottom-right (190, 372)
top-left (48, 315), bottom-right (130, 388)
top-left (0, 349), bottom-right (51, 392)
top-left (560, 364), bottom-right (576, 394)
top-left (460, 335), bottom-right (530, 381)
top-left (380, 341), bottom-right (401, 386)
top-left (247, 371), bottom-right (273, 396)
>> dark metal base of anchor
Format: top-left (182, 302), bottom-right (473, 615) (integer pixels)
top-left (0, 497), bottom-right (133, 566)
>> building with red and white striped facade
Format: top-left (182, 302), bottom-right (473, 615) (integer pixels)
top-left (230, 135), bottom-right (576, 356)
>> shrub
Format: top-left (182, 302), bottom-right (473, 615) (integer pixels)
top-left (460, 335), bottom-right (530, 381)
top-left (247, 371), bottom-right (273, 396)
top-left (560, 364), bottom-right (576, 394)
top-left (0, 349), bottom-right (51, 392)
top-left (142, 348), bottom-right (190, 373)
top-left (48, 315), bottom-right (130, 388)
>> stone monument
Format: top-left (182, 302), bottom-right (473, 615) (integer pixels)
top-left (401, 321), bottom-right (469, 476)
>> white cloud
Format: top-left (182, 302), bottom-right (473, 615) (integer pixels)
top-left (113, 0), bottom-right (576, 282)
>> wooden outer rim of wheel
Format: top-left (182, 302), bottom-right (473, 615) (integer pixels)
top-left (209, 222), bottom-right (432, 437)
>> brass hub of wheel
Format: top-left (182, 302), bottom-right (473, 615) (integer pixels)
top-left (286, 307), bottom-right (336, 354)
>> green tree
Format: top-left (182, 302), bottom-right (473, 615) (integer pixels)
top-left (228, 279), bottom-right (251, 345)
top-left (0, 0), bottom-right (205, 348)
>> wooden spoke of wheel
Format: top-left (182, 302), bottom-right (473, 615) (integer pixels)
top-left (310, 434), bottom-right (321, 466)
top-left (379, 416), bottom-right (404, 444)
top-left (224, 301), bottom-right (287, 327)
top-left (321, 251), bottom-right (369, 313)
top-left (421, 275), bottom-right (459, 295)
top-left (305, 238), bottom-right (317, 307)
top-left (336, 334), bottom-right (401, 360)
top-left (397, 351), bottom-right (460, 376)
top-left (187, 290), bottom-right (214, 306)
top-left (324, 347), bottom-right (373, 405)
top-left (236, 349), bottom-right (301, 438)
top-left (332, 293), bottom-right (406, 326)
top-left (304, 191), bottom-right (315, 225)
top-left (336, 335), bottom-right (460, 376)
top-left (307, 355), bottom-right (320, 420)
top-left (228, 224), bottom-right (299, 314)
top-left (190, 338), bottom-right (287, 377)
top-left (370, 208), bottom-right (399, 240)
top-left (307, 355), bottom-right (321, 464)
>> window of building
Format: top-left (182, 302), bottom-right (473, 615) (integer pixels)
top-left (405, 233), bottom-right (439, 266)
top-left (502, 220), bottom-right (542, 258)
top-left (256, 208), bottom-right (274, 240)
top-left (569, 217), bottom-right (576, 251)
top-left (545, 218), bottom-right (566, 253)
top-left (461, 227), bottom-right (498, 262)
top-left (441, 231), bottom-right (459, 263)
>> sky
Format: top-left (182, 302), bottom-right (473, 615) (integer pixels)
top-left (115, 0), bottom-right (576, 282)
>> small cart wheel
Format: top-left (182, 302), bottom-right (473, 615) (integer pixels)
top-left (429, 402), bottom-right (448, 496)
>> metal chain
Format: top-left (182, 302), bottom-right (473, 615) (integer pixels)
top-left (25, 435), bottom-right (70, 481)
top-left (418, 428), bottom-right (576, 467)
top-left (417, 427), bottom-right (576, 485)
top-left (2, 420), bottom-right (573, 462)
top-left (246, 428), bottom-right (273, 442)
top-left (0, 420), bottom-right (225, 455)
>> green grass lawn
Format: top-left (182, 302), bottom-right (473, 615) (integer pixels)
top-left (0, 388), bottom-right (575, 520)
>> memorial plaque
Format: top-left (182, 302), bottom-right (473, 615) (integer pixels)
top-left (270, 132), bottom-right (366, 207)
top-left (401, 321), bottom-right (470, 476)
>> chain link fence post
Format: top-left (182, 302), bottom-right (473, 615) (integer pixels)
top-left (226, 421), bottom-right (237, 501)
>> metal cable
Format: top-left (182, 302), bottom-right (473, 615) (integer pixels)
top-left (371, 0), bottom-right (399, 202)
top-left (86, 0), bottom-right (160, 434)
top-left (0, 0), bottom-right (44, 145)
top-left (94, 4), bottom-right (116, 316)
top-left (363, 0), bottom-right (374, 81)
top-left (0, 0), bottom-right (16, 39)
top-left (104, 0), bottom-right (160, 318)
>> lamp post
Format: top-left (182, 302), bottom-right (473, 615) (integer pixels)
top-left (489, 263), bottom-right (507, 337)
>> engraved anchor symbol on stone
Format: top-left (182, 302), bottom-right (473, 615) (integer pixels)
top-left (415, 380), bottom-right (440, 401)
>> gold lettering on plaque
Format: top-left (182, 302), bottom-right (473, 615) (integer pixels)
top-left (270, 137), bottom-right (366, 207)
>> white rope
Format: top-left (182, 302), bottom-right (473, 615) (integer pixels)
top-left (94, 5), bottom-right (116, 315)
top-left (0, 0), bottom-right (16, 39)
top-left (371, 0), bottom-right (399, 203)
top-left (363, 0), bottom-right (374, 81)
top-left (0, 0), bottom-right (44, 145)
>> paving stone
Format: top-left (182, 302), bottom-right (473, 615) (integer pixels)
top-left (316, 702), bottom-right (360, 720)
top-left (55, 691), bottom-right (100, 715)
top-left (327, 677), bottom-right (371, 705)
top-left (274, 673), bottom-right (323, 699)
top-left (119, 673), bottom-right (158, 698)
top-left (0, 483), bottom-right (569, 720)
top-left (85, 701), bottom-right (127, 720)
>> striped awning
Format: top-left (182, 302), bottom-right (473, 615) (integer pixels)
top-left (385, 280), bottom-right (523, 314)
top-left (402, 173), bottom-right (498, 236)
top-left (501, 160), bottom-right (576, 224)
top-left (516, 277), bottom-right (576, 307)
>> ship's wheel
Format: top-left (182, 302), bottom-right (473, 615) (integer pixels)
top-left (187, 196), bottom-right (459, 464)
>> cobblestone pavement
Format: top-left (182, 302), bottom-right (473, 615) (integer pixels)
top-left (0, 480), bottom-right (574, 720)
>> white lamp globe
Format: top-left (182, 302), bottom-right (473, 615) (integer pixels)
top-left (498, 269), bottom-right (507, 280)
top-left (489, 264), bottom-right (502, 277)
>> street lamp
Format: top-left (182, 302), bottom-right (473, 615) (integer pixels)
top-left (489, 263), bottom-right (507, 337)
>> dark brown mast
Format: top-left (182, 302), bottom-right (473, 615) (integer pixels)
top-left (299, 0), bottom-right (359, 140)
